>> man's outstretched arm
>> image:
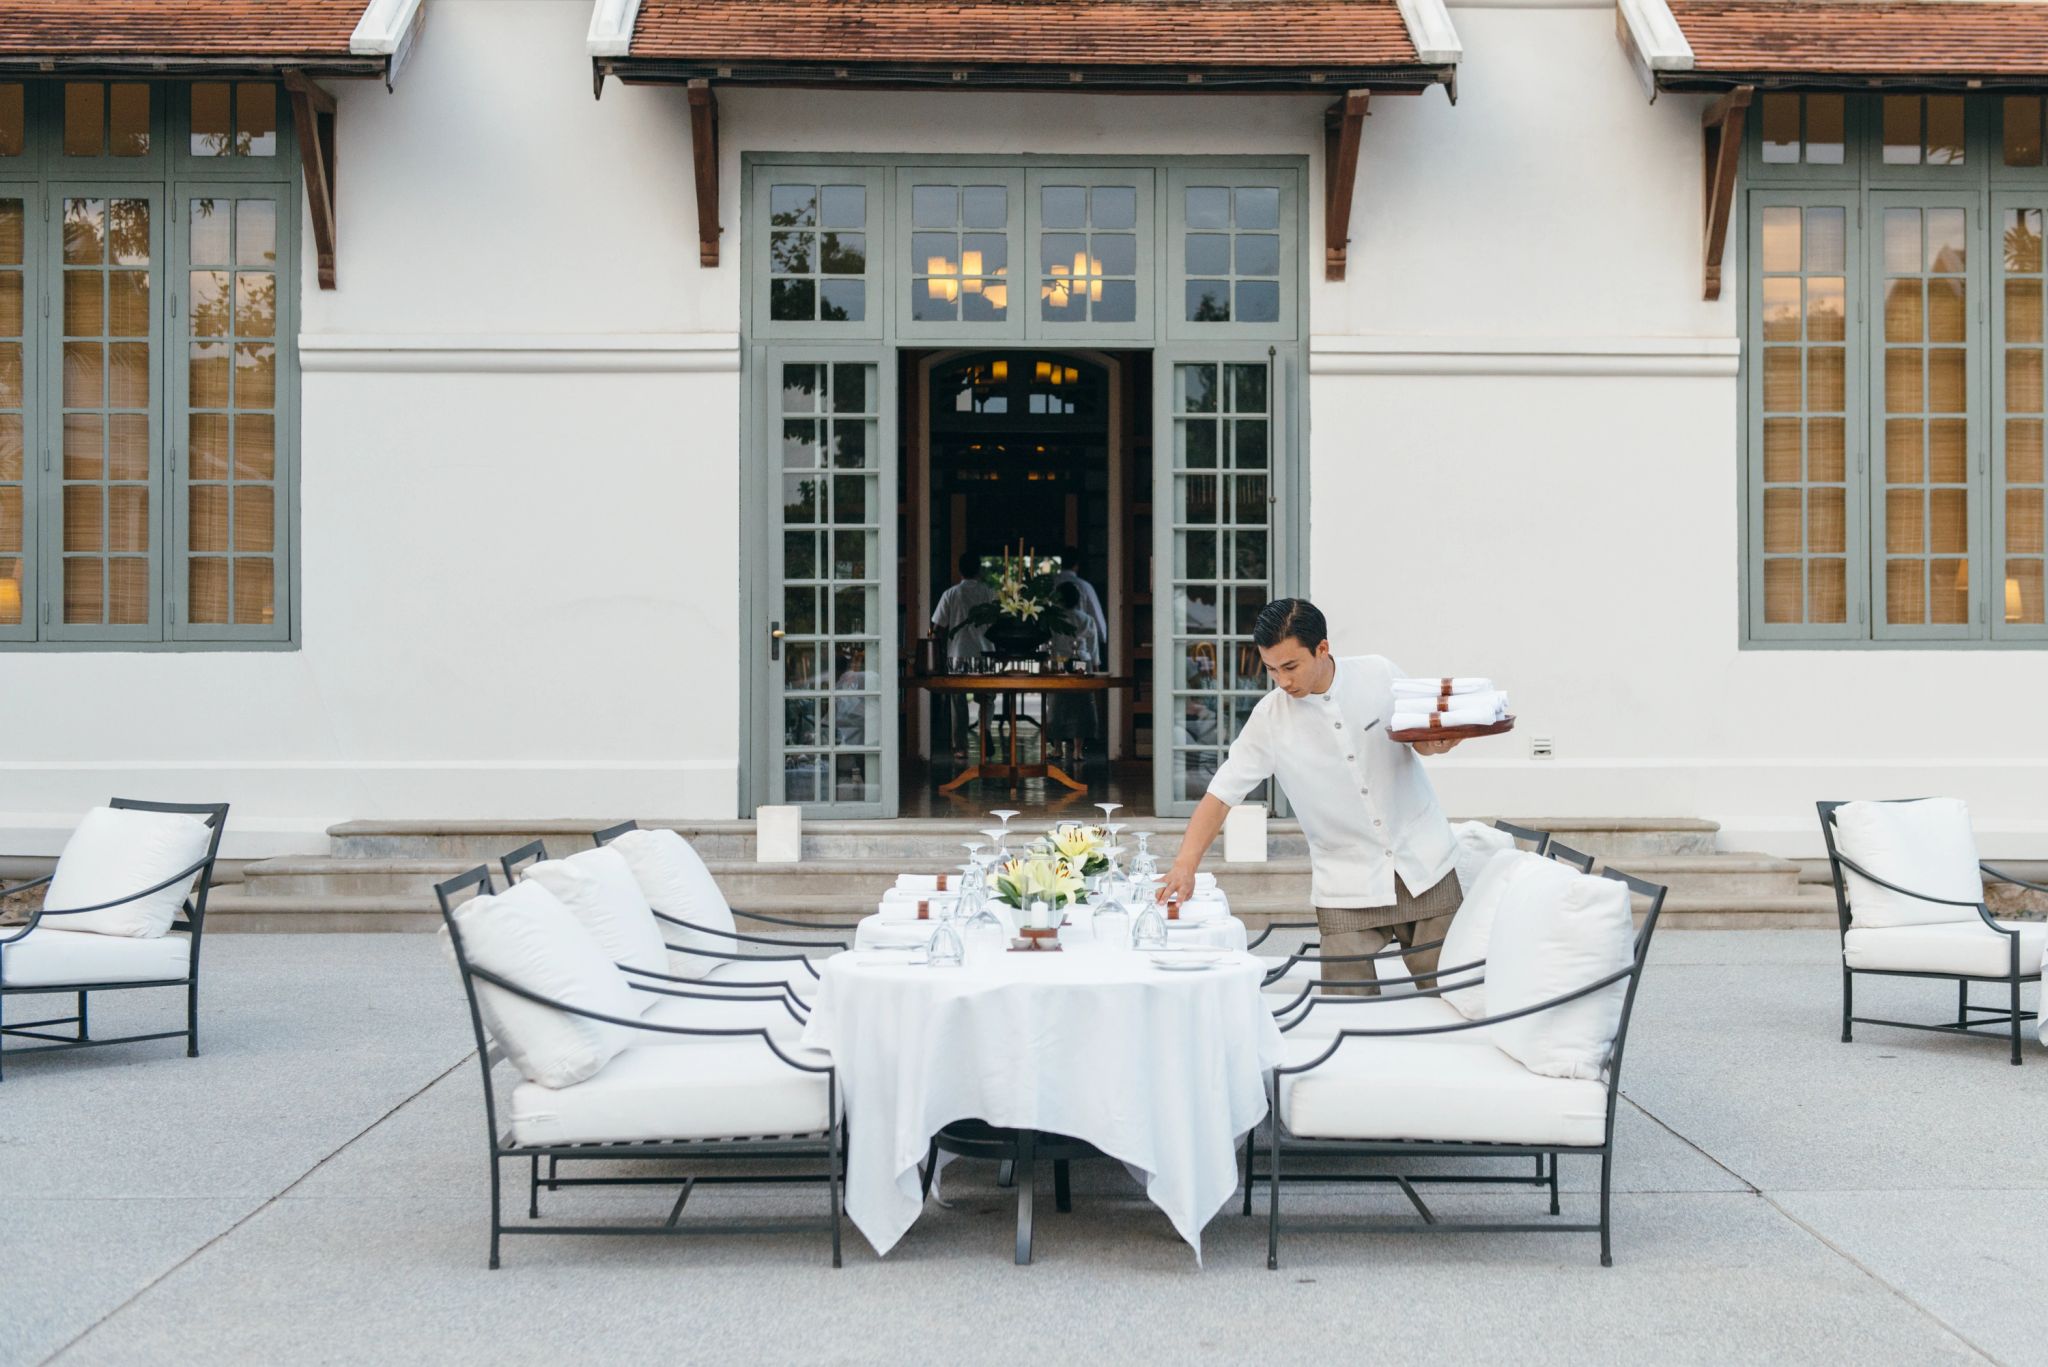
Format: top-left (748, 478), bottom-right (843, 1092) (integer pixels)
top-left (1162, 794), bottom-right (1232, 903)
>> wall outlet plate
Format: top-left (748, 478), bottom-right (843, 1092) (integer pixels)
top-left (1530, 736), bottom-right (1554, 760)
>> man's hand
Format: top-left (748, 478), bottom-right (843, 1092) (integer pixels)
top-left (1410, 737), bottom-right (1463, 756)
top-left (1161, 861), bottom-right (1198, 904)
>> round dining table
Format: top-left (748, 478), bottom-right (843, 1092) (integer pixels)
top-left (799, 938), bottom-right (1282, 1262)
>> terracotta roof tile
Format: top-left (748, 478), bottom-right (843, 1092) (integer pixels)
top-left (1669, 0), bottom-right (2048, 76)
top-left (0, 1), bottom-right (370, 58)
top-left (628, 0), bottom-right (1427, 71)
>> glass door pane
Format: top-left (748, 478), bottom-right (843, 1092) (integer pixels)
top-left (1993, 195), bottom-right (2048, 637)
top-left (767, 352), bottom-right (895, 814)
top-left (49, 185), bottom-right (158, 639)
top-left (0, 186), bottom-right (33, 639)
top-left (1870, 193), bottom-right (1979, 637)
top-left (1157, 353), bottom-right (1281, 815)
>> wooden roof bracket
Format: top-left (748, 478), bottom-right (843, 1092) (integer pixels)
top-left (1324, 88), bottom-right (1370, 281)
top-left (688, 78), bottom-right (721, 267)
top-left (283, 70), bottom-right (339, 290)
top-left (1702, 85), bottom-right (1753, 301)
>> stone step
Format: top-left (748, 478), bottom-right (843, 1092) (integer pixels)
top-left (1580, 853), bottom-right (1804, 899)
top-left (324, 815), bottom-right (1724, 863)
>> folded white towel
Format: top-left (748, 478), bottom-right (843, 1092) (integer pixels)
top-left (1393, 690), bottom-right (1508, 719)
top-left (1392, 677), bottom-right (1493, 699)
top-left (893, 873), bottom-right (955, 893)
top-left (1393, 705), bottom-right (1502, 731)
top-left (876, 897), bottom-right (950, 922)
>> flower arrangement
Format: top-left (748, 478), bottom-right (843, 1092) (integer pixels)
top-left (994, 853), bottom-right (1086, 910)
top-left (966, 543), bottom-right (1075, 656)
top-left (1037, 823), bottom-right (1110, 878)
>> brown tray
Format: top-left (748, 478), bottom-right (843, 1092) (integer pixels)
top-left (1387, 715), bottom-right (1516, 744)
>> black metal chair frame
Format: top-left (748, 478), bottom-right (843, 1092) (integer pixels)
top-left (1252, 820), bottom-right (1575, 988)
top-left (435, 866), bottom-right (844, 1269)
top-left (1250, 865), bottom-right (1667, 1269)
top-left (0, 799), bottom-right (229, 1081)
top-left (497, 838), bottom-right (836, 1004)
top-left (1817, 800), bottom-right (2043, 1066)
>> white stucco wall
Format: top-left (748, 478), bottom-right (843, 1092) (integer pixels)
top-left (1, 0), bottom-right (2042, 856)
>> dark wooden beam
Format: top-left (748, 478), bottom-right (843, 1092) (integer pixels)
top-left (1701, 85), bottom-right (1753, 301)
top-left (1323, 89), bottom-right (1369, 281)
top-left (284, 70), bottom-right (338, 290)
top-left (688, 79), bottom-right (721, 267)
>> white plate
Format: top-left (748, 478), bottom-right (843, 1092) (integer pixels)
top-left (1149, 953), bottom-right (1226, 971)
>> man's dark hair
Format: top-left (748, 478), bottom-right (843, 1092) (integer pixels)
top-left (1252, 598), bottom-right (1327, 652)
top-left (958, 551), bottom-right (982, 578)
top-left (1055, 581), bottom-right (1081, 608)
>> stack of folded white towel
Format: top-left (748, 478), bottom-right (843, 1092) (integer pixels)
top-left (1391, 677), bottom-right (1510, 732)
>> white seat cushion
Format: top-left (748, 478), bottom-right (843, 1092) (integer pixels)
top-left (1277, 993), bottom-right (1478, 1041)
top-left (1833, 798), bottom-right (1984, 929)
top-left (698, 956), bottom-right (820, 996)
top-left (1, 928), bottom-right (191, 986)
top-left (1844, 920), bottom-right (2047, 978)
top-left (1436, 849), bottom-right (1543, 1020)
top-left (519, 847), bottom-right (669, 983)
top-left (44, 806), bottom-right (212, 939)
top-left (507, 1043), bottom-right (832, 1146)
top-left (1279, 1035), bottom-right (1609, 1147)
top-left (443, 879), bottom-right (641, 1089)
top-left (1485, 862), bottom-right (1635, 1081)
top-left (608, 828), bottom-right (737, 981)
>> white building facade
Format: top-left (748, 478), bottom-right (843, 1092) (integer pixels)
top-left (2, 0), bottom-right (2044, 859)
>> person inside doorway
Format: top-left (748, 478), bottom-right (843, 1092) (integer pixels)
top-left (1160, 598), bottom-right (1463, 994)
top-left (931, 551), bottom-right (996, 760)
top-left (1053, 546), bottom-right (1107, 667)
top-left (1046, 580), bottom-right (1101, 770)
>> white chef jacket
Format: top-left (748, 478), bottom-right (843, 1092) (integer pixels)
top-left (931, 578), bottom-right (996, 667)
top-left (1206, 655), bottom-right (1457, 909)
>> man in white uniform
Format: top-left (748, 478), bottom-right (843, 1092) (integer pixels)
top-left (930, 551), bottom-right (996, 758)
top-left (1162, 598), bottom-right (1463, 993)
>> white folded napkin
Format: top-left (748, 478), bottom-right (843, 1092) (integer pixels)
top-left (876, 898), bottom-right (946, 923)
top-left (1393, 704), bottom-right (1502, 731)
top-left (893, 873), bottom-right (955, 893)
top-left (1393, 690), bottom-right (1508, 718)
top-left (1392, 677), bottom-right (1493, 698)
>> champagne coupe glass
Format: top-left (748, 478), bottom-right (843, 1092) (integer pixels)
top-left (1094, 802), bottom-right (1122, 828)
top-left (991, 809), bottom-right (1020, 837)
top-left (980, 827), bottom-right (1009, 862)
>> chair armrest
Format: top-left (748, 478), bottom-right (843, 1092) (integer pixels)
top-left (0, 856), bottom-right (213, 946)
top-left (1244, 919), bottom-right (1319, 952)
top-left (653, 910), bottom-right (848, 952)
top-left (1831, 852), bottom-right (1990, 912)
top-left (662, 942), bottom-right (824, 980)
top-left (1275, 961), bottom-right (1639, 1076)
top-left (1259, 936), bottom-right (1448, 985)
top-left (1271, 963), bottom-right (1486, 1029)
top-left (1980, 862), bottom-right (2048, 895)
top-left (621, 962), bottom-right (810, 1012)
top-left (625, 977), bottom-right (808, 1025)
top-left (467, 964), bottom-right (832, 1075)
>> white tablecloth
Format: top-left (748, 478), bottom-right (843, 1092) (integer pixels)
top-left (801, 946), bottom-right (1282, 1260)
top-left (856, 893), bottom-right (1249, 954)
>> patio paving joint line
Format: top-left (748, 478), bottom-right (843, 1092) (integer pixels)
top-left (1620, 1092), bottom-right (2003, 1365)
top-left (42, 1050), bottom-right (476, 1367)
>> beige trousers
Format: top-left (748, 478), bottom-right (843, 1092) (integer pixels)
top-left (1314, 870), bottom-right (1464, 997)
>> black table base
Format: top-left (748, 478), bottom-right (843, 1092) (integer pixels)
top-left (923, 1120), bottom-right (1098, 1264)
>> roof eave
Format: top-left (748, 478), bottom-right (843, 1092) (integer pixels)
top-left (1655, 69), bottom-right (2048, 94)
top-left (595, 57), bottom-right (1456, 96)
top-left (0, 53), bottom-right (390, 79)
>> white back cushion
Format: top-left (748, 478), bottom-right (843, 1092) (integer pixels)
top-left (445, 879), bottom-right (640, 1088)
top-left (1438, 849), bottom-right (1549, 1020)
top-left (1451, 821), bottom-right (1517, 897)
top-left (1486, 866), bottom-right (1635, 1081)
top-left (45, 806), bottom-right (212, 938)
top-left (520, 847), bottom-right (669, 984)
top-left (1833, 799), bottom-right (1983, 928)
top-left (608, 828), bottom-right (737, 981)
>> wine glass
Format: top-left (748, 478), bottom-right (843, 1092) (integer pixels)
top-left (1094, 802), bottom-right (1122, 828)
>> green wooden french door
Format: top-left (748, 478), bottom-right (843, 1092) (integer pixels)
top-left (756, 346), bottom-right (899, 816)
